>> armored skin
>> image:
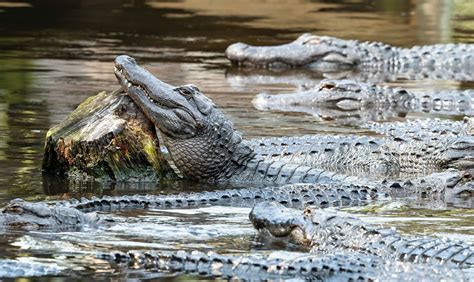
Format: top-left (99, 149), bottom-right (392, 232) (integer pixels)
top-left (249, 201), bottom-right (474, 268)
top-left (226, 33), bottom-right (474, 81)
top-left (114, 55), bottom-right (473, 182)
top-left (253, 79), bottom-right (474, 124)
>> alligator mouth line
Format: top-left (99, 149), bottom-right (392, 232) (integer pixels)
top-left (114, 66), bottom-right (167, 108)
top-left (232, 52), bottom-right (354, 69)
top-left (113, 62), bottom-right (187, 179)
top-left (256, 225), bottom-right (312, 248)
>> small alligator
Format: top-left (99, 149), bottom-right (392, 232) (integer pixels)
top-left (114, 55), bottom-right (473, 182)
top-left (225, 33), bottom-right (474, 82)
top-left (0, 199), bottom-right (105, 230)
top-left (102, 249), bottom-right (468, 280)
top-left (253, 79), bottom-right (474, 124)
top-left (250, 201), bottom-right (474, 268)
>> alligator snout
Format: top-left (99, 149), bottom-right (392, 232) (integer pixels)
top-left (115, 55), bottom-right (137, 67)
top-left (252, 93), bottom-right (274, 111)
top-left (225, 42), bottom-right (250, 64)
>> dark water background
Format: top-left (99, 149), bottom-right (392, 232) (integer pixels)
top-left (0, 0), bottom-right (473, 280)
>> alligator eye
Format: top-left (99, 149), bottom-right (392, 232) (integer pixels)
top-left (175, 86), bottom-right (193, 98)
top-left (320, 83), bottom-right (335, 90)
top-left (181, 88), bottom-right (191, 95)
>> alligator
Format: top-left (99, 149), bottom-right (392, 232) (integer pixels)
top-left (102, 249), bottom-right (469, 280)
top-left (1, 169), bottom-right (470, 229)
top-left (252, 134), bottom-right (474, 178)
top-left (68, 170), bottom-right (473, 212)
top-left (250, 118), bottom-right (472, 151)
top-left (0, 174), bottom-right (471, 278)
top-left (225, 33), bottom-right (474, 82)
top-left (0, 184), bottom-right (397, 230)
top-left (114, 55), bottom-right (474, 182)
top-left (0, 199), bottom-right (105, 230)
top-left (247, 118), bottom-right (474, 177)
top-left (253, 79), bottom-right (474, 124)
top-left (250, 201), bottom-right (474, 268)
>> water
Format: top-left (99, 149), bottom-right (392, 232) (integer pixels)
top-left (0, 0), bottom-right (473, 279)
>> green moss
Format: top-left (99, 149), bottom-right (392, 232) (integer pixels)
top-left (143, 137), bottom-right (161, 168)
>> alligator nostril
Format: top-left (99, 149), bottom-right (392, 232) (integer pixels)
top-left (226, 42), bottom-right (250, 57)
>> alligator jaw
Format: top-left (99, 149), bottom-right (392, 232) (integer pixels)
top-left (249, 202), bottom-right (313, 248)
top-left (225, 34), bottom-right (356, 70)
top-left (114, 55), bottom-right (200, 139)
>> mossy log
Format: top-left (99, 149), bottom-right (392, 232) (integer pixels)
top-left (42, 89), bottom-right (174, 181)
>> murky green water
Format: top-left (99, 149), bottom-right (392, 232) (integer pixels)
top-left (0, 0), bottom-right (473, 280)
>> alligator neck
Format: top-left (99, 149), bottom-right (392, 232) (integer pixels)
top-left (347, 40), bottom-right (401, 68)
top-left (162, 108), bottom-right (256, 181)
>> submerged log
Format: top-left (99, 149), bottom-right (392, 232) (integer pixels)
top-left (42, 89), bottom-right (174, 181)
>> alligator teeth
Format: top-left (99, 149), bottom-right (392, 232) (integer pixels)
top-left (127, 82), bottom-right (132, 88)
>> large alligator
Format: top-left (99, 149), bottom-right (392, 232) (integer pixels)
top-left (248, 119), bottom-right (474, 177)
top-left (102, 249), bottom-right (469, 280)
top-left (1, 169), bottom-right (471, 229)
top-left (113, 55), bottom-right (473, 182)
top-left (225, 33), bottom-right (474, 82)
top-left (254, 133), bottom-right (474, 179)
top-left (250, 201), bottom-right (474, 268)
top-left (253, 79), bottom-right (474, 124)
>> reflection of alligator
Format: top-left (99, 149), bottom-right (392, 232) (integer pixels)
top-left (114, 55), bottom-right (473, 181)
top-left (250, 201), bottom-right (474, 268)
top-left (2, 169), bottom-right (471, 229)
top-left (253, 80), bottom-right (474, 124)
top-left (103, 249), bottom-right (468, 280)
top-left (0, 259), bottom-right (64, 278)
top-left (225, 33), bottom-right (474, 82)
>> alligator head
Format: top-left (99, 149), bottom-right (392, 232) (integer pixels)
top-left (249, 201), bottom-right (314, 248)
top-left (0, 199), bottom-right (101, 230)
top-left (225, 34), bottom-right (385, 71)
top-left (249, 201), bottom-right (371, 251)
top-left (114, 55), bottom-right (255, 181)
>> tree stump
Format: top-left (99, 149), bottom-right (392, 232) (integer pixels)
top-left (42, 89), bottom-right (174, 182)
